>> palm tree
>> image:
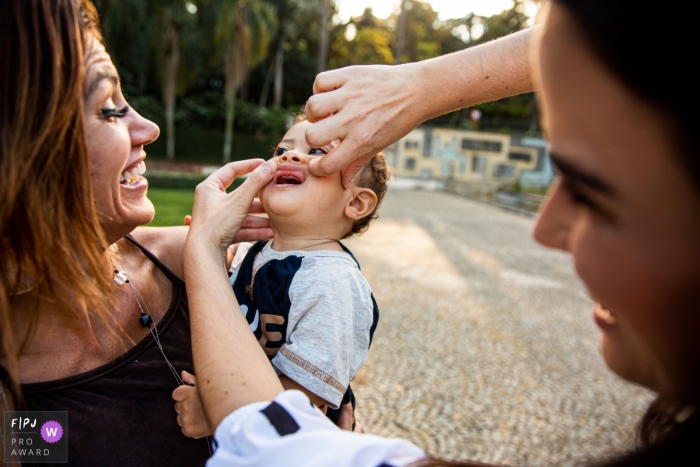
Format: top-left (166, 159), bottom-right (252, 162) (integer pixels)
top-left (215, 0), bottom-right (277, 163)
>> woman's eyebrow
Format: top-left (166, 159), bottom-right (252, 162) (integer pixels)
top-left (551, 152), bottom-right (617, 197)
top-left (85, 70), bottom-right (119, 100)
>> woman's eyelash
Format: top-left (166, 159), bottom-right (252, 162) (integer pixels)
top-left (309, 148), bottom-right (327, 155)
top-left (561, 178), bottom-right (595, 207)
top-left (101, 105), bottom-right (129, 119)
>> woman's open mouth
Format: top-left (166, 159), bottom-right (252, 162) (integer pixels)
top-left (120, 161), bottom-right (146, 185)
top-left (273, 166), bottom-right (305, 186)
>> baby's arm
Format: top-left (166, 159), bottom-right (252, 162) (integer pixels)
top-left (173, 371), bottom-right (211, 439)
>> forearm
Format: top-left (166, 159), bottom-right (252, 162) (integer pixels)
top-left (413, 27), bottom-right (536, 121)
top-left (184, 240), bottom-right (283, 430)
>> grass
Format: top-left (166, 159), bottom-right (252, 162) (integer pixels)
top-left (146, 188), bottom-right (195, 227)
top-left (146, 179), bottom-right (246, 227)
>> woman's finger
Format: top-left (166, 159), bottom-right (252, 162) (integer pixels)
top-left (226, 160), bottom-right (277, 206)
top-left (240, 214), bottom-right (270, 230)
top-left (233, 228), bottom-right (274, 244)
top-left (249, 199), bottom-right (266, 214)
top-left (206, 159), bottom-right (266, 192)
top-left (304, 94), bottom-right (340, 124)
top-left (311, 69), bottom-right (350, 98)
top-left (304, 113), bottom-right (349, 151)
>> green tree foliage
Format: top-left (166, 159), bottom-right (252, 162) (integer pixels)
top-left (95, 0), bottom-right (540, 164)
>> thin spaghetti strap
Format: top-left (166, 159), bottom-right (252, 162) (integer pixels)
top-left (124, 235), bottom-right (184, 287)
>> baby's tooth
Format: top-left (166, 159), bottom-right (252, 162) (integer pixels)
top-left (120, 174), bottom-right (125, 182)
top-left (138, 162), bottom-right (146, 175)
top-left (131, 169), bottom-right (139, 179)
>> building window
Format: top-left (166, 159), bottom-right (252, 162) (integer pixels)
top-left (405, 158), bottom-right (416, 170)
top-left (492, 164), bottom-right (516, 178)
top-left (419, 169), bottom-right (432, 179)
top-left (472, 156), bottom-right (486, 174)
top-left (404, 141), bottom-right (419, 149)
top-left (461, 139), bottom-right (502, 152)
top-left (508, 152), bottom-right (532, 162)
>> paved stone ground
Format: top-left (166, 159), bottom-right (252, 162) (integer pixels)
top-left (343, 190), bottom-right (653, 467)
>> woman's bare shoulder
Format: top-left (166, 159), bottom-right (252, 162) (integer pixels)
top-left (129, 226), bottom-right (188, 280)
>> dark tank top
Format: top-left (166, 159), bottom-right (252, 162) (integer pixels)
top-left (1, 235), bottom-right (211, 466)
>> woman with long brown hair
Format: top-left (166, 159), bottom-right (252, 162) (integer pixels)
top-left (183, 0), bottom-right (700, 465)
top-left (0, 1), bottom-right (270, 465)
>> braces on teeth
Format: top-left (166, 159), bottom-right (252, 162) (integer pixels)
top-left (120, 161), bottom-right (147, 183)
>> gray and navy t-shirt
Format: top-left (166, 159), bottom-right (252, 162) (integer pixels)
top-left (230, 241), bottom-right (379, 409)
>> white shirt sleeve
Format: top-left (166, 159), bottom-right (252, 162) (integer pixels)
top-left (270, 256), bottom-right (375, 408)
top-left (208, 390), bottom-right (425, 467)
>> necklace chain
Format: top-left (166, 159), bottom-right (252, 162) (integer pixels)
top-left (109, 249), bottom-right (184, 386)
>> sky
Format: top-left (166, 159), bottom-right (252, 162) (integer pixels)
top-left (335, 0), bottom-right (538, 23)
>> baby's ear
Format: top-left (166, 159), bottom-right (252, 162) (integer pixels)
top-left (344, 187), bottom-right (378, 221)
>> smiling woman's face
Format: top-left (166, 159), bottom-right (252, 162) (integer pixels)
top-left (533, 4), bottom-right (700, 400)
top-left (83, 39), bottom-right (159, 243)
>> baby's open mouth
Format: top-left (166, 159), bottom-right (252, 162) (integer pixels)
top-left (273, 166), bottom-right (305, 186)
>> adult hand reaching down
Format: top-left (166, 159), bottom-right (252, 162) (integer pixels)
top-left (305, 28), bottom-right (536, 188)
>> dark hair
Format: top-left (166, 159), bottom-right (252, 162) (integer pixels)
top-left (342, 153), bottom-right (390, 238)
top-left (553, 0), bottom-right (700, 190)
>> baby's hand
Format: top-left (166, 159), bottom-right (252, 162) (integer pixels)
top-left (172, 370), bottom-right (212, 439)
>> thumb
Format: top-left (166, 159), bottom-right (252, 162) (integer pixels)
top-left (181, 370), bottom-right (197, 386)
top-left (340, 153), bottom-right (373, 189)
top-left (231, 159), bottom-right (277, 203)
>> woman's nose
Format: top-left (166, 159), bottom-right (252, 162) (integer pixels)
top-left (129, 107), bottom-right (160, 147)
top-left (533, 178), bottom-right (574, 252)
top-left (279, 153), bottom-right (307, 164)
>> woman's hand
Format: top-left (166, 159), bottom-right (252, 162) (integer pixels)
top-left (304, 29), bottom-right (534, 188)
top-left (187, 159), bottom-right (277, 254)
top-left (173, 371), bottom-right (212, 439)
top-left (305, 63), bottom-right (425, 188)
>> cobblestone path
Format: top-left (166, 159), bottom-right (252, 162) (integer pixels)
top-left (343, 190), bottom-right (653, 467)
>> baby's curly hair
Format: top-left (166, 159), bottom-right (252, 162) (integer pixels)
top-left (343, 154), bottom-right (390, 238)
top-left (290, 114), bottom-right (389, 239)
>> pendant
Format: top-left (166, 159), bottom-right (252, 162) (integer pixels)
top-left (139, 314), bottom-right (153, 328)
top-left (114, 269), bottom-right (128, 285)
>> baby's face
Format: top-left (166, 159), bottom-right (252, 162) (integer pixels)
top-left (259, 121), bottom-right (352, 237)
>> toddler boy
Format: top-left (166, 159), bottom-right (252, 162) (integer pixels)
top-left (174, 115), bottom-right (389, 435)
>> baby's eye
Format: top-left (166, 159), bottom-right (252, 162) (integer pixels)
top-left (309, 148), bottom-right (327, 156)
top-left (275, 147), bottom-right (288, 156)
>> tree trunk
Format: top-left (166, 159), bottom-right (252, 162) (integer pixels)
top-left (223, 42), bottom-right (237, 163)
top-left (273, 42), bottom-right (284, 108)
top-left (258, 56), bottom-right (276, 108)
top-left (395, 1), bottom-right (407, 64)
top-left (223, 5), bottom-right (250, 163)
top-left (163, 9), bottom-right (180, 161)
top-left (317, 0), bottom-right (330, 74)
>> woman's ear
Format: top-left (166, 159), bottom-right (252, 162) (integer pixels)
top-left (344, 187), bottom-right (378, 221)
